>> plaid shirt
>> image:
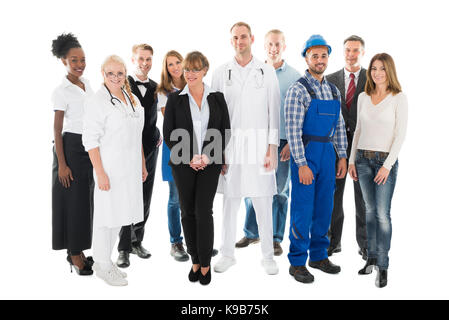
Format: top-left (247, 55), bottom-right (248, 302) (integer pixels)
top-left (285, 70), bottom-right (348, 167)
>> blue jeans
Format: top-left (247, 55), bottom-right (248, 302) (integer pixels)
top-left (244, 139), bottom-right (291, 243)
top-left (355, 150), bottom-right (398, 270)
top-left (167, 180), bottom-right (183, 244)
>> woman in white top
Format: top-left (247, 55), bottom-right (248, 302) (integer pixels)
top-left (83, 55), bottom-right (148, 286)
top-left (51, 33), bottom-right (94, 276)
top-left (348, 53), bottom-right (408, 288)
top-left (156, 50), bottom-right (190, 262)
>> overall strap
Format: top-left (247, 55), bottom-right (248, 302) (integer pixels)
top-left (298, 78), bottom-right (317, 100)
top-left (327, 82), bottom-right (339, 101)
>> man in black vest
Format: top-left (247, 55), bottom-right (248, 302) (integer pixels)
top-left (326, 35), bottom-right (367, 260)
top-left (117, 44), bottom-right (161, 268)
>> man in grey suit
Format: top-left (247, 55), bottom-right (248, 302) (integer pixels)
top-left (326, 35), bottom-right (367, 260)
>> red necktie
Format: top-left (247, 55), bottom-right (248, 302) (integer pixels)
top-left (346, 73), bottom-right (355, 110)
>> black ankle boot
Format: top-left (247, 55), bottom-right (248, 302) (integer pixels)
top-left (376, 269), bottom-right (388, 288)
top-left (358, 258), bottom-right (377, 275)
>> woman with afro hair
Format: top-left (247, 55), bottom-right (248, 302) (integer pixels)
top-left (51, 33), bottom-right (94, 276)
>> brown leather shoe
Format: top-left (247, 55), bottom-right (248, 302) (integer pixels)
top-left (273, 241), bottom-right (283, 256)
top-left (235, 237), bottom-right (260, 248)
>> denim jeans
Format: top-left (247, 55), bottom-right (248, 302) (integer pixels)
top-left (355, 150), bottom-right (398, 270)
top-left (243, 139), bottom-right (291, 242)
top-left (167, 180), bottom-right (183, 244)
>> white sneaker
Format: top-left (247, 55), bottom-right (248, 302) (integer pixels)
top-left (93, 263), bottom-right (128, 286)
top-left (261, 259), bottom-right (279, 275)
top-left (214, 256), bottom-right (236, 273)
top-left (112, 264), bottom-right (127, 278)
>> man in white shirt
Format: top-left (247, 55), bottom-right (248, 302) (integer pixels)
top-left (211, 22), bottom-right (280, 275)
top-left (326, 35), bottom-right (368, 260)
top-left (237, 29), bottom-right (301, 257)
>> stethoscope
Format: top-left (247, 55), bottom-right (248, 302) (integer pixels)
top-left (104, 84), bottom-right (138, 117)
top-left (226, 68), bottom-right (264, 88)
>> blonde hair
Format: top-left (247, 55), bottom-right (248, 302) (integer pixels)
top-left (182, 51), bottom-right (209, 76)
top-left (156, 50), bottom-right (186, 96)
top-left (132, 43), bottom-right (153, 55)
top-left (265, 29), bottom-right (285, 42)
top-left (101, 55), bottom-right (136, 106)
top-left (230, 22), bottom-right (252, 35)
top-left (365, 53), bottom-right (402, 96)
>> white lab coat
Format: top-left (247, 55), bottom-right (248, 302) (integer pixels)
top-left (83, 86), bottom-right (144, 228)
top-left (211, 57), bottom-right (280, 197)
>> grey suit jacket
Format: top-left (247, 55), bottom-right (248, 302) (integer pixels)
top-left (326, 68), bottom-right (367, 135)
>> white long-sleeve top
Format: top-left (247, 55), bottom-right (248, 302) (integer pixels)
top-left (349, 92), bottom-right (408, 170)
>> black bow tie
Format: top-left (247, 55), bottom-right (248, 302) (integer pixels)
top-left (135, 81), bottom-right (150, 88)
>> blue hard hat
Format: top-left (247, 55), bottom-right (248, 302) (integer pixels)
top-left (302, 34), bottom-right (332, 57)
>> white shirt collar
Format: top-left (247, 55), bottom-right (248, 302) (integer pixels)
top-left (179, 83), bottom-right (213, 96)
top-left (131, 72), bottom-right (149, 83)
top-left (62, 76), bottom-right (87, 88)
top-left (344, 67), bottom-right (362, 79)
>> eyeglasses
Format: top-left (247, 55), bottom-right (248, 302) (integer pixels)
top-left (104, 71), bottom-right (126, 79)
top-left (183, 68), bottom-right (202, 74)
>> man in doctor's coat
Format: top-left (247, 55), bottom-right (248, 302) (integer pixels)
top-left (211, 22), bottom-right (280, 275)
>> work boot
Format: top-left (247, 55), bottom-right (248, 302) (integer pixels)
top-left (273, 241), bottom-right (283, 256)
top-left (170, 243), bottom-right (190, 262)
top-left (289, 265), bottom-right (314, 284)
top-left (308, 258), bottom-right (341, 274)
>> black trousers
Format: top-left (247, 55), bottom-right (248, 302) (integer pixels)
top-left (118, 146), bottom-right (159, 252)
top-left (52, 133), bottom-right (94, 254)
top-left (329, 134), bottom-right (367, 251)
top-left (171, 164), bottom-right (221, 267)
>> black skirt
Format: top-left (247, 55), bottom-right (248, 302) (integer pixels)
top-left (52, 132), bottom-right (94, 253)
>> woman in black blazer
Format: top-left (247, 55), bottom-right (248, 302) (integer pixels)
top-left (163, 51), bottom-right (230, 285)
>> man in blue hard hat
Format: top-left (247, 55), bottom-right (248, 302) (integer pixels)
top-left (285, 34), bottom-right (348, 283)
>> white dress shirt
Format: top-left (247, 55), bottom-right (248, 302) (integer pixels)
top-left (179, 83), bottom-right (212, 154)
top-left (52, 76), bottom-right (93, 134)
top-left (130, 73), bottom-right (149, 97)
top-left (344, 67), bottom-right (362, 95)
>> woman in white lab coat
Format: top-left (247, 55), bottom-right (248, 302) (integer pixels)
top-left (83, 55), bottom-right (148, 286)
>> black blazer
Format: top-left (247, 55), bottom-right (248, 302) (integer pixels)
top-left (163, 89), bottom-right (231, 167)
top-left (128, 76), bottom-right (160, 155)
top-left (326, 68), bottom-right (367, 135)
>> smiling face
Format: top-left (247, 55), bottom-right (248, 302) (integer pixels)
top-left (305, 46), bottom-right (329, 76)
top-left (166, 55), bottom-right (183, 81)
top-left (344, 40), bottom-right (364, 71)
top-left (370, 59), bottom-right (388, 86)
top-left (103, 61), bottom-right (126, 92)
top-left (231, 25), bottom-right (254, 56)
top-left (265, 32), bottom-right (285, 64)
top-left (132, 48), bottom-right (153, 77)
top-left (62, 47), bottom-right (86, 78)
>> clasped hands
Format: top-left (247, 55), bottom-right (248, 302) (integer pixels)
top-left (190, 154), bottom-right (210, 171)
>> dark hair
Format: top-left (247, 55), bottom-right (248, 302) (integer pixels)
top-left (51, 33), bottom-right (81, 58)
top-left (365, 53), bottom-right (402, 96)
top-left (344, 35), bottom-right (365, 48)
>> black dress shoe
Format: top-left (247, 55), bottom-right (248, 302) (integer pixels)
top-left (308, 258), bottom-right (341, 274)
top-left (376, 269), bottom-right (388, 288)
top-left (359, 248), bottom-right (368, 261)
top-left (235, 237), bottom-right (260, 248)
top-left (199, 268), bottom-right (211, 285)
top-left (188, 267), bottom-right (200, 282)
top-left (132, 244), bottom-right (151, 259)
top-left (212, 249), bottom-right (219, 257)
top-left (117, 251), bottom-right (130, 268)
top-left (289, 265), bottom-right (314, 284)
top-left (358, 258), bottom-right (377, 275)
top-left (327, 244), bottom-right (341, 257)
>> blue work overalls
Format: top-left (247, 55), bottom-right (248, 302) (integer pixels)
top-left (288, 78), bottom-right (340, 267)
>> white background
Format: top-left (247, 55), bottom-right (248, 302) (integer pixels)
top-left (1, 0), bottom-right (448, 300)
